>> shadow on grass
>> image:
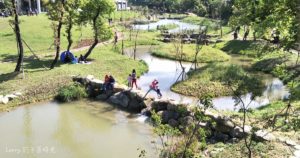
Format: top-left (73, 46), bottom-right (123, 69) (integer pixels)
top-left (24, 59), bottom-right (63, 70)
top-left (221, 40), bottom-right (256, 54)
top-left (0, 54), bottom-right (17, 62)
top-left (0, 72), bottom-right (19, 83)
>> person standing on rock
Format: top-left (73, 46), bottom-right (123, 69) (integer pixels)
top-left (108, 75), bottom-right (115, 90)
top-left (102, 75), bottom-right (110, 91)
top-left (127, 74), bottom-right (132, 88)
top-left (131, 69), bottom-right (138, 89)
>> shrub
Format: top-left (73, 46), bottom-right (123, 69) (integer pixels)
top-left (56, 83), bottom-right (88, 102)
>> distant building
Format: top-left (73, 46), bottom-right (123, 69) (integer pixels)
top-left (115, 0), bottom-right (127, 10)
top-left (15, 0), bottom-right (42, 14)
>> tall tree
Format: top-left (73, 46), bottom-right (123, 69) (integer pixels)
top-left (79, 0), bottom-right (115, 59)
top-left (45, 0), bottom-right (67, 69)
top-left (64, 0), bottom-right (82, 52)
top-left (9, 0), bottom-right (24, 72)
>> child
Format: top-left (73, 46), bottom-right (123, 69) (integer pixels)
top-left (127, 74), bottom-right (132, 87)
top-left (131, 69), bottom-right (138, 88)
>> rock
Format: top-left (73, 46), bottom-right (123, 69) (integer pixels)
top-left (90, 79), bottom-right (104, 88)
top-left (285, 140), bottom-right (298, 146)
top-left (86, 75), bottom-right (95, 82)
top-left (6, 94), bottom-right (18, 100)
top-left (214, 118), bottom-right (235, 134)
top-left (168, 119), bottom-right (179, 127)
top-left (167, 103), bottom-right (177, 111)
top-left (141, 107), bottom-right (152, 117)
top-left (179, 116), bottom-right (194, 126)
top-left (294, 150), bottom-right (300, 158)
top-left (151, 100), bottom-right (169, 112)
top-left (161, 111), bottom-right (180, 123)
top-left (1, 96), bottom-right (9, 104)
top-left (108, 92), bottom-right (129, 108)
top-left (230, 125), bottom-right (252, 138)
top-left (294, 145), bottom-right (300, 150)
top-left (114, 83), bottom-right (127, 93)
top-left (96, 94), bottom-right (110, 100)
top-left (14, 92), bottom-right (22, 96)
top-left (254, 130), bottom-right (275, 141)
top-left (214, 132), bottom-right (229, 142)
top-left (128, 99), bottom-right (146, 112)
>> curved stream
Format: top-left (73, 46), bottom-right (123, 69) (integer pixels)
top-left (125, 46), bottom-right (290, 110)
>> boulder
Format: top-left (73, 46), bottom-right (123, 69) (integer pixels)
top-left (151, 100), bottom-right (169, 112)
top-left (214, 118), bottom-right (235, 133)
top-left (90, 79), bottom-right (104, 88)
top-left (108, 92), bottom-right (129, 108)
top-left (214, 132), bottom-right (230, 142)
top-left (86, 75), bottom-right (95, 82)
top-left (168, 119), bottom-right (179, 127)
top-left (167, 103), bottom-right (177, 111)
top-left (6, 94), bottom-right (18, 100)
top-left (141, 107), bottom-right (152, 117)
top-left (0, 96), bottom-right (9, 104)
top-left (254, 130), bottom-right (275, 141)
top-left (128, 99), bottom-right (146, 112)
top-left (96, 94), bottom-right (110, 101)
top-left (114, 83), bottom-right (127, 93)
top-left (294, 150), bottom-right (300, 158)
top-left (285, 140), bottom-right (298, 146)
top-left (14, 92), bottom-right (22, 96)
top-left (161, 111), bottom-right (180, 123)
top-left (179, 116), bottom-right (194, 126)
top-left (229, 125), bottom-right (252, 138)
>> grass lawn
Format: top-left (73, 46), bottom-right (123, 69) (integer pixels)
top-left (0, 14), bottom-right (93, 58)
top-left (171, 63), bottom-right (233, 98)
top-left (0, 14), bottom-right (150, 112)
top-left (151, 43), bottom-right (231, 63)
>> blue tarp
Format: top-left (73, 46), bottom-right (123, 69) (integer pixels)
top-left (60, 51), bottom-right (76, 63)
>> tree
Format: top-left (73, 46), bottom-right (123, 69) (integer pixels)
top-left (79, 0), bottom-right (115, 59)
top-left (220, 65), bottom-right (264, 158)
top-left (7, 0), bottom-right (24, 72)
top-left (230, 0), bottom-right (299, 45)
top-left (64, 0), bottom-right (82, 52)
top-left (45, 0), bottom-right (67, 69)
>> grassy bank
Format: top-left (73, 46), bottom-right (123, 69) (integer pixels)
top-left (151, 43), bottom-right (231, 63)
top-left (0, 44), bottom-right (148, 112)
top-left (0, 14), bottom-right (93, 59)
top-left (0, 14), bottom-right (152, 112)
top-left (171, 63), bottom-right (233, 98)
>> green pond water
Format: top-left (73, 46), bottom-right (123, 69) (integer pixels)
top-left (0, 101), bottom-right (157, 158)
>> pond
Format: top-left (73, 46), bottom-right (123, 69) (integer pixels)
top-left (0, 101), bottom-right (157, 158)
top-left (132, 19), bottom-right (200, 33)
top-left (125, 46), bottom-right (290, 111)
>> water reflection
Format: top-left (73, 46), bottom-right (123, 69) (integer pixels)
top-left (132, 19), bottom-right (200, 33)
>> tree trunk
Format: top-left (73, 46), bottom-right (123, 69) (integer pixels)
top-left (50, 21), bottom-right (63, 69)
top-left (66, 19), bottom-right (73, 52)
top-left (12, 0), bottom-right (24, 72)
top-left (50, 1), bottom-right (65, 69)
top-left (84, 9), bottom-right (100, 59)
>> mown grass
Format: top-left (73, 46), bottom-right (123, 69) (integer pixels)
top-left (171, 63), bottom-right (234, 98)
top-left (0, 14), bottom-right (151, 112)
top-left (0, 44), bottom-right (148, 111)
top-left (0, 14), bottom-right (94, 58)
top-left (151, 43), bottom-right (231, 63)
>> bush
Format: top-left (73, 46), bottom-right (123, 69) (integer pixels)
top-left (56, 83), bottom-right (88, 102)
